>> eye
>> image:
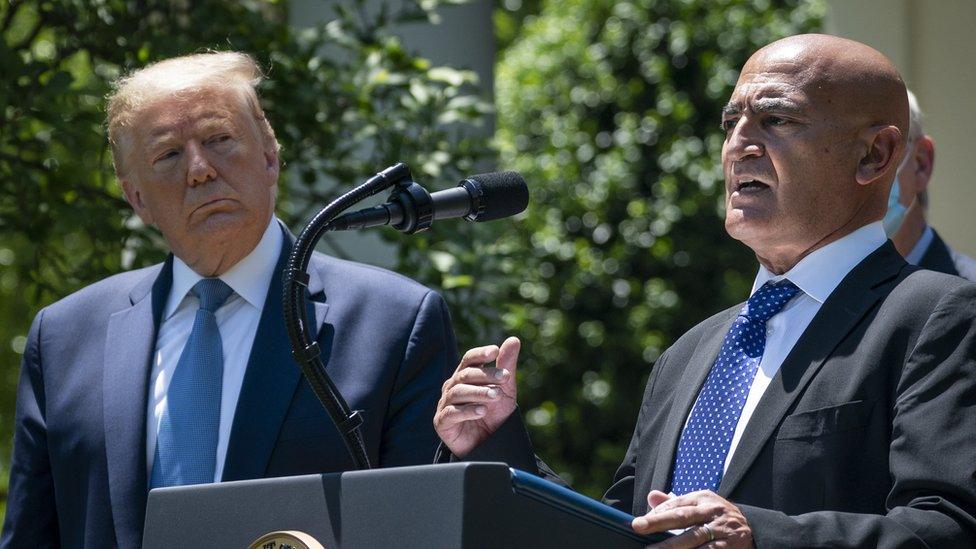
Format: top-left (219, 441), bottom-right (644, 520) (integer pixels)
top-left (763, 116), bottom-right (789, 127)
top-left (153, 150), bottom-right (179, 164)
top-left (720, 118), bottom-right (738, 133)
top-left (206, 133), bottom-right (233, 146)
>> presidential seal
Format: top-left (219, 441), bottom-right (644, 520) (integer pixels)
top-left (248, 530), bottom-right (325, 549)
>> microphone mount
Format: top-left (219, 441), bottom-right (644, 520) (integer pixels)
top-left (388, 179), bottom-right (434, 234)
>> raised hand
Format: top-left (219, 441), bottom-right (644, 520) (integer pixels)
top-left (434, 337), bottom-right (521, 457)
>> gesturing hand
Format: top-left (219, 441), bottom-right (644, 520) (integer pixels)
top-left (433, 337), bottom-right (521, 458)
top-left (633, 490), bottom-right (753, 548)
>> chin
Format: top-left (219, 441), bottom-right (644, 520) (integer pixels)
top-left (725, 214), bottom-right (771, 245)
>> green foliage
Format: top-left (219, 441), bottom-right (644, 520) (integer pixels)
top-left (0, 0), bottom-right (493, 490)
top-left (0, 0), bottom-right (829, 512)
top-left (493, 0), bottom-right (543, 51)
top-left (494, 0), bottom-right (824, 496)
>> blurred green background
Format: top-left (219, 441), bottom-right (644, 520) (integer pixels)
top-left (0, 0), bottom-right (823, 518)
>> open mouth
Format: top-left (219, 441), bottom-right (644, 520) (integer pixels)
top-left (734, 179), bottom-right (770, 193)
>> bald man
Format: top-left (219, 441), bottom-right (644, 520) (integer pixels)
top-left (434, 35), bottom-right (976, 547)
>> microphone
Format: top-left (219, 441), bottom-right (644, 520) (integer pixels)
top-left (330, 171), bottom-right (528, 234)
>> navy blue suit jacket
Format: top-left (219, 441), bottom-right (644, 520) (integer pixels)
top-left (1, 231), bottom-right (458, 547)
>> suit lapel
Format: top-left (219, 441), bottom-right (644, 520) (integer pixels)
top-left (717, 243), bottom-right (904, 496)
top-left (222, 231), bottom-right (331, 481)
top-left (649, 308), bottom-right (738, 492)
top-left (103, 259), bottom-right (171, 548)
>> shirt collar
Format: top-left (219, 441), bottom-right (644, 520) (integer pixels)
top-left (163, 216), bottom-right (283, 320)
top-left (751, 221), bottom-right (887, 304)
top-left (904, 224), bottom-right (934, 265)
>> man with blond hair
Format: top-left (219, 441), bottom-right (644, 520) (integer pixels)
top-left (2, 51), bottom-right (458, 547)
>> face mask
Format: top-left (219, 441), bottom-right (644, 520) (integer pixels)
top-left (883, 143), bottom-right (914, 236)
top-left (883, 177), bottom-right (906, 236)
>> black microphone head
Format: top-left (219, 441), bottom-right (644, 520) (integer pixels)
top-left (461, 171), bottom-right (528, 222)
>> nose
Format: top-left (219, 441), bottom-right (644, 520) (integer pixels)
top-left (724, 118), bottom-right (764, 163)
top-left (186, 142), bottom-right (217, 186)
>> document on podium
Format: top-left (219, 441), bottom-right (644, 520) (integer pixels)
top-left (510, 468), bottom-right (673, 544)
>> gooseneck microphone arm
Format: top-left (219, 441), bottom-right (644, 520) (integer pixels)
top-left (282, 162), bottom-right (412, 471)
top-left (284, 164), bottom-right (527, 471)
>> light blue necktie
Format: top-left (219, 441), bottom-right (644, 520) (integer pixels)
top-left (669, 280), bottom-right (800, 495)
top-left (150, 278), bottom-right (234, 488)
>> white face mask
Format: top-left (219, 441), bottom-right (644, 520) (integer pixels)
top-left (883, 142), bottom-right (914, 236)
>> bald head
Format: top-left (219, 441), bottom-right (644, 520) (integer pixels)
top-left (721, 34), bottom-right (909, 273)
top-left (746, 34), bottom-right (909, 141)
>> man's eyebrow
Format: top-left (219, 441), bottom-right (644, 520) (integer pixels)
top-left (146, 114), bottom-right (235, 145)
top-left (197, 114), bottom-right (235, 130)
top-left (148, 126), bottom-right (176, 141)
top-left (751, 97), bottom-right (803, 115)
top-left (721, 98), bottom-right (803, 118)
top-left (721, 103), bottom-right (742, 117)
top-left (145, 130), bottom-right (177, 152)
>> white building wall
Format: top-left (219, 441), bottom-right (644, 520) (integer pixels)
top-left (826, 0), bottom-right (976, 256)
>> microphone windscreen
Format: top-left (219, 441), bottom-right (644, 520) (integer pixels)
top-left (466, 171), bottom-right (529, 221)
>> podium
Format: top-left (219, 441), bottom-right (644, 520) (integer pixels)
top-left (143, 462), bottom-right (665, 548)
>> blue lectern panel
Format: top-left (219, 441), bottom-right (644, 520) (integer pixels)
top-left (510, 468), bottom-right (672, 544)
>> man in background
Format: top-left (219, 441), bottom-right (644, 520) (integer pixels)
top-left (2, 52), bottom-right (458, 547)
top-left (884, 89), bottom-right (976, 280)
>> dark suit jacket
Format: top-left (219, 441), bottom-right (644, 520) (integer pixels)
top-left (2, 230), bottom-right (458, 548)
top-left (919, 229), bottom-right (976, 282)
top-left (918, 229), bottom-right (959, 277)
top-left (458, 242), bottom-right (976, 547)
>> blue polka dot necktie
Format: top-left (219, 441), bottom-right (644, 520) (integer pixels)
top-left (669, 279), bottom-right (800, 495)
top-left (150, 278), bottom-right (234, 488)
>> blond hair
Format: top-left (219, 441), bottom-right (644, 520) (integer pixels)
top-left (106, 51), bottom-right (279, 176)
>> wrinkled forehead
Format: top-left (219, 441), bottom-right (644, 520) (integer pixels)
top-left (726, 52), bottom-right (822, 113)
top-left (135, 88), bottom-right (244, 139)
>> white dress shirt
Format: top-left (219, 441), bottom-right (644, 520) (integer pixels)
top-left (146, 217), bottom-right (282, 482)
top-left (904, 224), bottom-right (934, 266)
top-left (702, 221), bottom-right (888, 472)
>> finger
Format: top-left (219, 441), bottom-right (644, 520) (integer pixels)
top-left (495, 337), bottom-right (521, 377)
top-left (633, 505), bottom-right (713, 534)
top-left (647, 490), bottom-right (673, 510)
top-left (444, 384), bottom-right (504, 405)
top-left (456, 366), bottom-right (511, 386)
top-left (456, 345), bottom-right (500, 372)
top-left (434, 403), bottom-right (487, 427)
top-left (644, 524), bottom-right (714, 549)
top-left (649, 491), bottom-right (706, 514)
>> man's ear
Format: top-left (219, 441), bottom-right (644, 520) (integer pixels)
top-left (264, 146), bottom-right (280, 186)
top-left (120, 179), bottom-right (155, 225)
top-left (910, 135), bottom-right (935, 194)
top-left (857, 125), bottom-right (902, 187)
